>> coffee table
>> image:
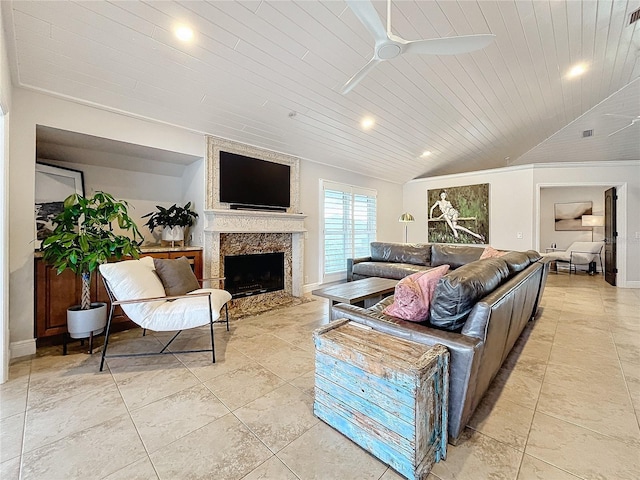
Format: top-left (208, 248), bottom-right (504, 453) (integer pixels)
top-left (312, 277), bottom-right (398, 315)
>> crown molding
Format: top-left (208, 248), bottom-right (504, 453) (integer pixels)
top-left (407, 160), bottom-right (640, 184)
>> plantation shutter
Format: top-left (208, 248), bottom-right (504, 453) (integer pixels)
top-left (322, 181), bottom-right (377, 283)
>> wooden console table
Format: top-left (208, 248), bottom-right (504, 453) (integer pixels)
top-left (34, 246), bottom-right (203, 343)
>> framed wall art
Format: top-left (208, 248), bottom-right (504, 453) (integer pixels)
top-left (427, 183), bottom-right (489, 244)
top-left (34, 163), bottom-right (85, 249)
top-left (554, 201), bottom-right (593, 231)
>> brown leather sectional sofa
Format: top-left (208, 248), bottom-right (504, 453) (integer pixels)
top-left (337, 241), bottom-right (550, 444)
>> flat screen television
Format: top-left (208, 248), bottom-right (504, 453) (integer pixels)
top-left (219, 151), bottom-right (290, 210)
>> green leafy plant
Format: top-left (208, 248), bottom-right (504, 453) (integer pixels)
top-left (41, 192), bottom-right (144, 310)
top-left (141, 202), bottom-right (199, 232)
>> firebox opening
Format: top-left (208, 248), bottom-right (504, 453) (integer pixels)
top-left (224, 252), bottom-right (285, 299)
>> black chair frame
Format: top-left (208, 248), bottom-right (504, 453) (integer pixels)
top-left (99, 278), bottom-right (229, 371)
top-left (554, 246), bottom-right (604, 275)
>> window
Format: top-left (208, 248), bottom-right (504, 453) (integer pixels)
top-left (322, 180), bottom-right (377, 283)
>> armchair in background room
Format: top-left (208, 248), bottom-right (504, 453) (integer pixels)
top-left (542, 241), bottom-right (604, 275)
top-left (98, 256), bottom-right (232, 371)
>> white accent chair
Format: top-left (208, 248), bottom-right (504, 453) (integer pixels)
top-left (542, 241), bottom-right (604, 274)
top-left (98, 256), bottom-right (232, 371)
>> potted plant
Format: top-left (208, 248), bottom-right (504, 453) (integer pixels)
top-left (41, 191), bottom-right (144, 339)
top-left (141, 202), bottom-right (198, 244)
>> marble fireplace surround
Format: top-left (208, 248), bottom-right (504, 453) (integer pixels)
top-left (204, 136), bottom-right (306, 297)
top-left (203, 210), bottom-right (306, 296)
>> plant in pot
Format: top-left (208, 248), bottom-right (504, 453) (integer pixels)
top-left (41, 191), bottom-right (144, 340)
top-left (141, 202), bottom-right (198, 245)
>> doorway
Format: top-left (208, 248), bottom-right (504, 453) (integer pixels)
top-left (536, 182), bottom-right (627, 286)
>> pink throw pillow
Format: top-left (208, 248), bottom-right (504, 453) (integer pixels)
top-left (480, 246), bottom-right (506, 259)
top-left (383, 265), bottom-right (450, 322)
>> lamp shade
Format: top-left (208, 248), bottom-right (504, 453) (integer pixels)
top-left (581, 215), bottom-right (605, 227)
top-left (399, 212), bottom-right (415, 223)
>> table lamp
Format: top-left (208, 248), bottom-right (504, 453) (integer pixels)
top-left (581, 215), bottom-right (605, 241)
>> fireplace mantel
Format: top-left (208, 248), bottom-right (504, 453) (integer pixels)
top-left (204, 209), bottom-right (307, 234)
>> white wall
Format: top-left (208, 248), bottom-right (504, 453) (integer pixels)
top-left (181, 158), bottom-right (205, 247)
top-left (9, 88), bottom-right (206, 352)
top-left (298, 159), bottom-right (403, 288)
top-left (36, 158), bottom-right (186, 245)
top-left (0, 3), bottom-right (12, 381)
top-left (404, 167), bottom-right (534, 251)
top-left (403, 161), bottom-right (640, 286)
top-left (540, 186), bottom-right (607, 249)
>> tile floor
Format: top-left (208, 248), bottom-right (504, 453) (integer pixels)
top-left (1, 273), bottom-right (639, 480)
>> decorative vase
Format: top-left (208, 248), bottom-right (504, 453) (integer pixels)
top-left (67, 302), bottom-right (108, 339)
top-left (162, 226), bottom-right (185, 242)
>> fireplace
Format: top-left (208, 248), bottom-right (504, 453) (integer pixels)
top-left (224, 252), bottom-right (285, 298)
top-left (204, 137), bottom-right (307, 303)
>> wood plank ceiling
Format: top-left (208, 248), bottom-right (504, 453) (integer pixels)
top-left (4, 1), bottom-right (640, 183)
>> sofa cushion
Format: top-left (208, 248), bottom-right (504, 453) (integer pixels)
top-left (498, 251), bottom-right (531, 274)
top-left (153, 256), bottom-right (200, 296)
top-left (370, 242), bottom-right (430, 266)
top-left (430, 244), bottom-right (484, 269)
top-left (383, 265), bottom-right (450, 322)
top-left (429, 257), bottom-right (510, 331)
top-left (479, 246), bottom-right (506, 259)
top-left (352, 261), bottom-right (433, 280)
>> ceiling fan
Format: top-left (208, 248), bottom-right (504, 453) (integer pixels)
top-left (341, 0), bottom-right (496, 94)
top-left (605, 114), bottom-right (640, 136)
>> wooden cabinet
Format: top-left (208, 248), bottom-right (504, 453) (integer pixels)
top-left (35, 247), bottom-right (203, 342)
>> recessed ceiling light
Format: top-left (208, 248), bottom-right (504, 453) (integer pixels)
top-left (175, 26), bottom-right (194, 42)
top-left (361, 117), bottom-right (375, 130)
top-left (420, 150), bottom-right (432, 158)
top-left (567, 63), bottom-right (587, 78)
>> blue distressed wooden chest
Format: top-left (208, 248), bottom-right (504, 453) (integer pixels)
top-left (313, 319), bottom-right (449, 480)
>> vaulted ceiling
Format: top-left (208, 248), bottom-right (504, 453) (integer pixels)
top-left (3, 1), bottom-right (640, 183)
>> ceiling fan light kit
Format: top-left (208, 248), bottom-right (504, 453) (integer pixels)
top-left (342, 0), bottom-right (496, 94)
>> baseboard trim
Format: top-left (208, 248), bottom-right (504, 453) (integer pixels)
top-left (303, 282), bottom-right (320, 294)
top-left (10, 339), bottom-right (36, 359)
top-left (621, 281), bottom-right (640, 289)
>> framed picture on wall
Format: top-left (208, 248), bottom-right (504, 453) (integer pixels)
top-left (34, 163), bottom-right (85, 250)
top-left (427, 183), bottom-right (489, 244)
top-left (554, 201), bottom-right (592, 231)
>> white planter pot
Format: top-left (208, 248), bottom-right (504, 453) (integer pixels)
top-left (67, 302), bottom-right (107, 339)
top-left (162, 226), bottom-right (185, 242)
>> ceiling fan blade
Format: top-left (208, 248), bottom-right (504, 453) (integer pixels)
top-left (404, 34), bottom-right (496, 55)
top-left (346, 0), bottom-right (388, 43)
top-left (604, 113), bottom-right (639, 120)
top-left (607, 123), bottom-right (635, 137)
top-left (341, 57), bottom-right (381, 94)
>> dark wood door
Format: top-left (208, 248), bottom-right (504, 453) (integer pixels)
top-left (604, 187), bottom-right (617, 286)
